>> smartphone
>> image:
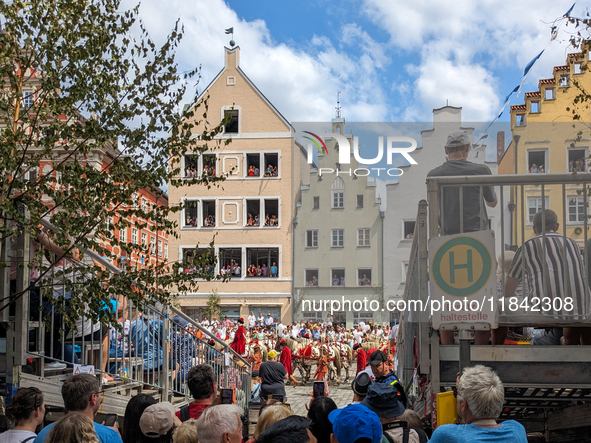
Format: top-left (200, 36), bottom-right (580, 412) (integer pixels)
top-left (104, 414), bottom-right (117, 427)
top-left (313, 381), bottom-right (325, 398)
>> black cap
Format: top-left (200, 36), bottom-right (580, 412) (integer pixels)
top-left (368, 350), bottom-right (387, 365)
top-left (351, 372), bottom-right (371, 396)
top-left (361, 383), bottom-right (405, 418)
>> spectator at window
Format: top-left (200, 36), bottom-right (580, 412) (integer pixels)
top-left (332, 275), bottom-right (339, 286)
top-left (340, 276), bottom-right (345, 286)
top-left (264, 214), bottom-right (271, 226)
top-left (270, 262), bottom-right (278, 277)
top-left (254, 166), bottom-right (260, 176)
top-left (311, 275), bottom-right (318, 286)
top-left (248, 165), bottom-right (255, 176)
top-left (261, 263), bottom-right (268, 277)
top-left (256, 265), bottom-right (262, 277)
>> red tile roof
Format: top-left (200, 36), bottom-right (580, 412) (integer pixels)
top-left (540, 78), bottom-right (555, 85)
top-left (525, 91), bottom-right (541, 97)
top-left (511, 104), bottom-right (526, 110)
top-left (554, 65), bottom-right (569, 71)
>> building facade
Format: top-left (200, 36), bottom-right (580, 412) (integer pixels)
top-left (499, 47), bottom-right (591, 246)
top-left (294, 118), bottom-right (384, 327)
top-left (168, 46), bottom-right (307, 323)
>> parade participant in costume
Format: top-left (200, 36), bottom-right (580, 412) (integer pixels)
top-left (252, 344), bottom-right (263, 372)
top-left (230, 318), bottom-right (246, 355)
top-left (279, 340), bottom-right (298, 388)
top-left (312, 346), bottom-right (329, 396)
top-left (354, 343), bottom-right (367, 377)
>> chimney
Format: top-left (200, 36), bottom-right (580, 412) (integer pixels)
top-left (225, 46), bottom-right (240, 69)
top-left (496, 131), bottom-right (505, 163)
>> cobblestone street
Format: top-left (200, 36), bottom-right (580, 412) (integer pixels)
top-left (282, 363), bottom-right (358, 416)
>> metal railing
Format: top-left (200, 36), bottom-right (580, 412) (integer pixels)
top-left (2, 217), bottom-right (251, 417)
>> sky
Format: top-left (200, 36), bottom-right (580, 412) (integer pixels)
top-left (126, 0), bottom-right (588, 126)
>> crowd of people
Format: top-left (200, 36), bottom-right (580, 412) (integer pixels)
top-left (203, 215), bottom-right (215, 227)
top-left (264, 164), bottom-right (278, 177)
top-left (569, 159), bottom-right (587, 173)
top-left (528, 163), bottom-right (545, 173)
top-left (185, 164), bottom-right (216, 178)
top-left (2, 360), bottom-right (529, 443)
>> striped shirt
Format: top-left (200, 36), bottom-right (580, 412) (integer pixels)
top-left (508, 232), bottom-right (589, 320)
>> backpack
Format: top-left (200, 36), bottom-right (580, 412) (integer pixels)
top-left (382, 421), bottom-right (429, 443)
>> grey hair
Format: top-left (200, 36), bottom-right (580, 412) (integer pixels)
top-left (457, 365), bottom-right (504, 420)
top-left (196, 405), bottom-right (242, 443)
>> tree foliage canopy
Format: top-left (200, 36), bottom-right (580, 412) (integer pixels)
top-left (0, 0), bottom-right (227, 328)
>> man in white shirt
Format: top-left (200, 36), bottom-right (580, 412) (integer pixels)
top-left (277, 323), bottom-right (285, 337)
top-left (201, 316), bottom-right (210, 327)
top-left (326, 313), bottom-right (333, 326)
top-left (257, 313), bottom-right (265, 327)
top-left (389, 323), bottom-right (399, 346)
top-left (353, 326), bottom-right (364, 345)
top-left (291, 323), bottom-right (300, 339)
top-left (265, 313), bottom-right (274, 327)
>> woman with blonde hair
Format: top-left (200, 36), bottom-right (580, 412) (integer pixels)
top-left (250, 404), bottom-right (293, 442)
top-left (46, 414), bottom-right (99, 443)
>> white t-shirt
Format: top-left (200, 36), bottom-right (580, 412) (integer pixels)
top-left (202, 319), bottom-right (210, 326)
top-left (390, 325), bottom-right (399, 341)
top-left (277, 324), bottom-right (284, 336)
top-left (265, 316), bottom-right (273, 326)
top-left (292, 326), bottom-right (300, 339)
top-left (248, 315), bottom-right (256, 328)
top-left (0, 429), bottom-right (37, 443)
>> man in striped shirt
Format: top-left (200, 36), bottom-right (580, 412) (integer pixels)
top-left (493, 209), bottom-right (591, 345)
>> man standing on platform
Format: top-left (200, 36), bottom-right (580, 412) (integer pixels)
top-left (230, 318), bottom-right (246, 355)
top-left (279, 340), bottom-right (298, 387)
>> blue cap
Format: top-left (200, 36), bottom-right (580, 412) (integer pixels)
top-left (328, 404), bottom-right (382, 443)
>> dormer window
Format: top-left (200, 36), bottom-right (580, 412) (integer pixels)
top-left (559, 74), bottom-right (570, 88)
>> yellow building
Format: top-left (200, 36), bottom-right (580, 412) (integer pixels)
top-left (168, 46), bottom-right (308, 323)
top-left (499, 47), bottom-right (591, 246)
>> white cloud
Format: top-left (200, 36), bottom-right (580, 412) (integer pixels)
top-left (124, 0), bottom-right (391, 122)
top-left (361, 0), bottom-right (582, 120)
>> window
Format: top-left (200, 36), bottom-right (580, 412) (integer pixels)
top-left (357, 194), bottom-right (364, 208)
top-left (22, 90), bottom-right (34, 108)
top-left (246, 248), bottom-right (279, 277)
top-left (306, 230), bottom-right (318, 248)
top-left (353, 311), bottom-right (373, 325)
top-left (527, 150), bottom-right (547, 173)
top-left (224, 109), bottom-right (239, 133)
top-left (305, 269), bottom-right (319, 286)
top-left (332, 191), bottom-right (344, 208)
top-left (402, 262), bottom-right (409, 284)
top-left (219, 248), bottom-right (242, 276)
top-left (530, 101), bottom-right (540, 113)
top-left (302, 311), bottom-right (323, 322)
top-left (313, 196), bottom-right (320, 209)
top-left (105, 217), bottom-right (113, 234)
top-left (357, 228), bottom-right (370, 247)
top-left (245, 199), bottom-right (261, 227)
top-left (164, 244), bottom-right (168, 259)
top-left (157, 240), bottom-right (163, 258)
top-left (403, 221), bottom-right (416, 240)
top-left (515, 114), bottom-right (526, 127)
top-left (568, 148), bottom-right (587, 173)
top-left (203, 154), bottom-right (217, 178)
top-left (141, 232), bottom-right (147, 248)
top-left (263, 199), bottom-right (279, 226)
top-left (246, 154), bottom-right (261, 177)
top-left (202, 200), bottom-right (216, 227)
top-left (568, 197), bottom-right (586, 223)
top-left (544, 88), bottom-right (555, 100)
top-left (331, 269), bottom-right (345, 286)
top-left (358, 269), bottom-right (372, 286)
top-left (184, 200), bottom-right (199, 227)
top-left (560, 74), bottom-right (570, 88)
top-left (184, 155), bottom-right (199, 178)
top-left (182, 247), bottom-right (215, 277)
top-left (263, 153), bottom-right (279, 177)
top-left (141, 198), bottom-right (147, 213)
top-left (332, 229), bottom-right (344, 247)
top-left (132, 193), bottom-right (138, 210)
top-left (574, 62), bottom-right (583, 75)
top-left (131, 228), bottom-right (138, 244)
top-left (150, 237), bottom-right (155, 255)
top-left (119, 228), bottom-right (126, 243)
top-left (527, 196), bottom-right (550, 224)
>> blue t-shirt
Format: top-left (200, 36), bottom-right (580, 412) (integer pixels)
top-left (34, 420), bottom-right (123, 443)
top-left (430, 420), bottom-right (527, 443)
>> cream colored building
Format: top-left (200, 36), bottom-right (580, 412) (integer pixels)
top-left (499, 47), bottom-right (591, 246)
top-left (168, 46), bottom-right (308, 323)
top-left (294, 117), bottom-right (385, 327)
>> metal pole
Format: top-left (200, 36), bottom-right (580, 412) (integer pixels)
top-left (458, 330), bottom-right (472, 373)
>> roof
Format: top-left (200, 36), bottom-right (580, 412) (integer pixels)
top-left (525, 91), bottom-right (541, 98)
top-left (540, 78), bottom-right (555, 85)
top-left (511, 104), bottom-right (526, 110)
top-left (554, 65), bottom-right (569, 71)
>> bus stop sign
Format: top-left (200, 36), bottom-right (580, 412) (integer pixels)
top-left (429, 230), bottom-right (497, 330)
